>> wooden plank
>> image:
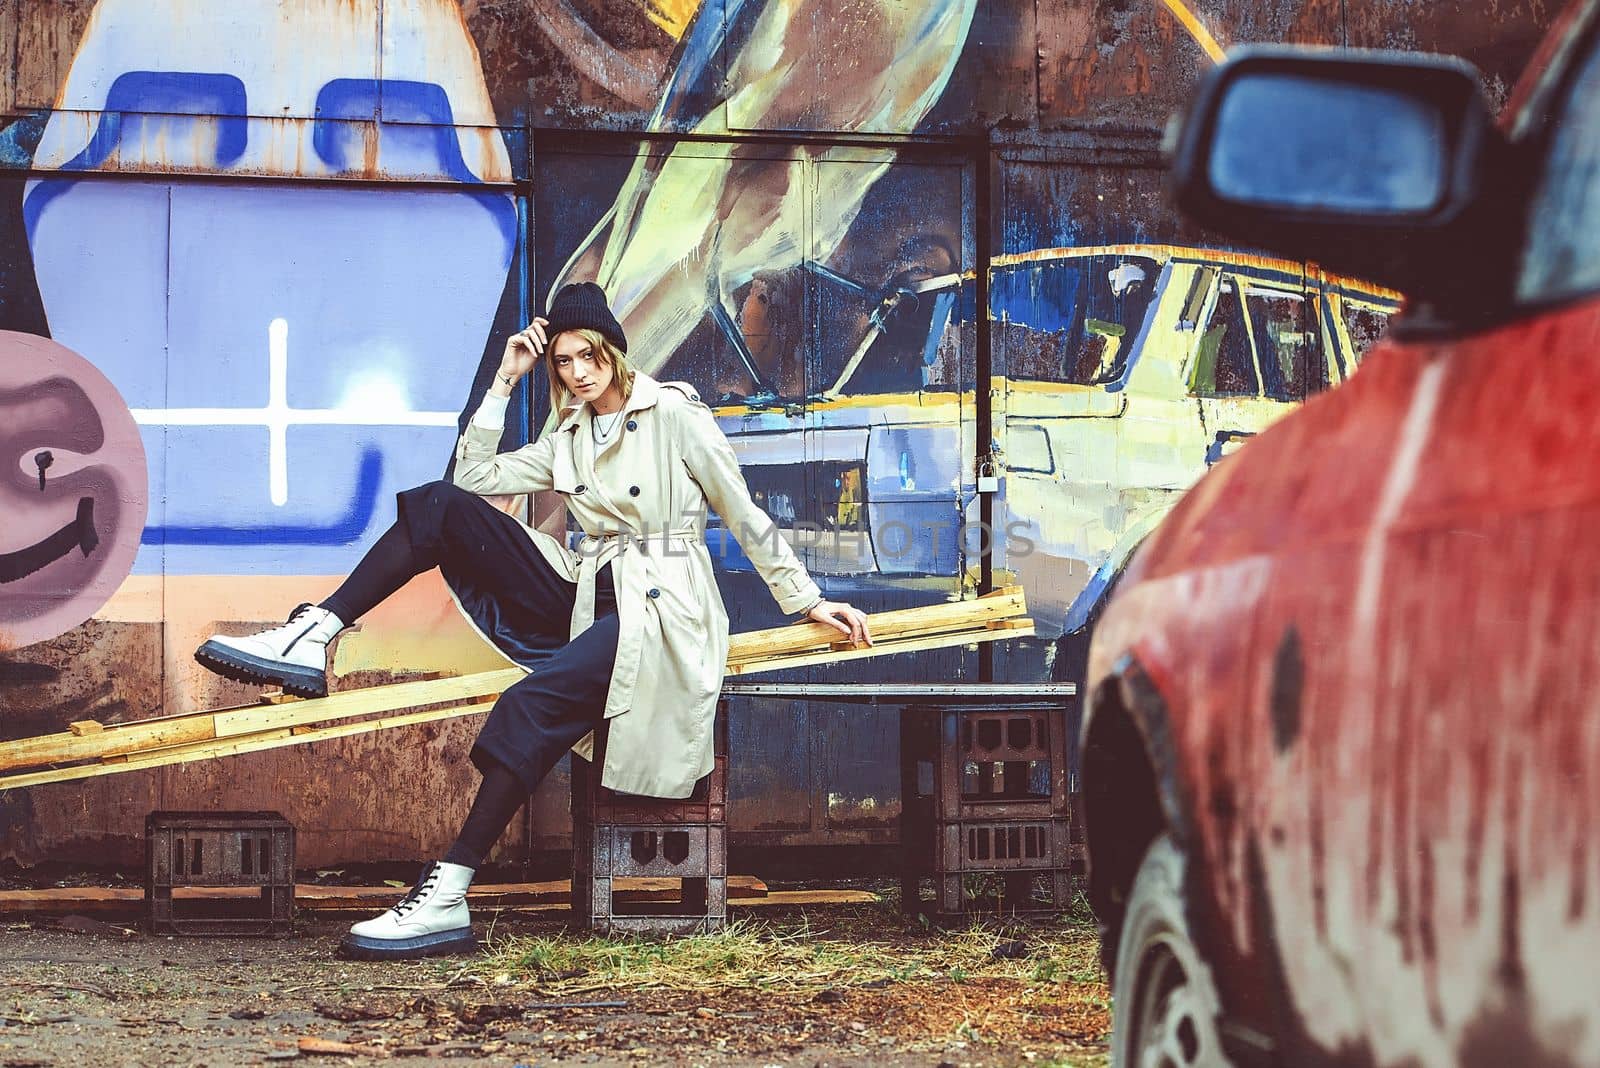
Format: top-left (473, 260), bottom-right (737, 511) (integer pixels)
top-left (212, 668), bottom-right (524, 738)
top-left (0, 701), bottom-right (498, 791)
top-left (726, 620), bottom-right (1035, 675)
top-left (727, 589), bottom-right (1023, 660)
top-left (0, 714), bottom-right (218, 773)
top-left (0, 593), bottom-right (1031, 784)
top-left (295, 876), bottom-right (768, 908)
top-left (726, 588), bottom-right (1025, 664)
top-left (739, 889), bottom-right (878, 907)
top-left (0, 669), bottom-right (522, 772)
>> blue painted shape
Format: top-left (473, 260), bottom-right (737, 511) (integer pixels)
top-left (920, 289), bottom-right (956, 370)
top-left (31, 178), bottom-right (512, 576)
top-left (705, 526), bottom-right (755, 573)
top-left (1101, 269), bottom-right (1166, 395)
top-left (868, 500), bottom-right (961, 576)
top-left (957, 278), bottom-right (977, 324)
top-left (312, 78), bottom-right (515, 247)
top-left (1062, 558), bottom-right (1118, 635)
top-left (651, 0), bottom-right (757, 129)
top-left (0, 111), bottom-right (47, 168)
top-left (990, 260), bottom-right (1082, 335)
top-left (141, 447), bottom-right (382, 545)
top-left (1320, 295), bottom-right (1348, 380)
top-left (24, 72), bottom-right (248, 239)
top-left (1204, 429), bottom-right (1256, 466)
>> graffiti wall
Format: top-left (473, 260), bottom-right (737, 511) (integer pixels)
top-left (0, 0), bottom-right (1556, 867)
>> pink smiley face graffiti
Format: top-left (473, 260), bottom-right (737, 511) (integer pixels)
top-left (0, 331), bottom-right (147, 651)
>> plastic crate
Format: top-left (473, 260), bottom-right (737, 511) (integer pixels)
top-left (572, 823), bottom-right (727, 935)
top-left (145, 811), bottom-right (294, 936)
top-left (899, 702), bottom-right (1072, 822)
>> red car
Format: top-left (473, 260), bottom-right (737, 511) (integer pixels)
top-left (1082, 4), bottom-right (1600, 1066)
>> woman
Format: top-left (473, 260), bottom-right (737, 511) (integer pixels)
top-left (194, 282), bottom-right (872, 959)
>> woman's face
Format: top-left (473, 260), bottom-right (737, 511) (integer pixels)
top-left (551, 331), bottom-right (617, 405)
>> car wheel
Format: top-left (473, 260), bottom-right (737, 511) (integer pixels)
top-left (1112, 834), bottom-right (1232, 1068)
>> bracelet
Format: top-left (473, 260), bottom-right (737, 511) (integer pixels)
top-left (798, 596), bottom-right (825, 619)
top-left (496, 371), bottom-right (516, 388)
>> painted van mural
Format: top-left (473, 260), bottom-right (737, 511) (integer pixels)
top-left (638, 244), bottom-right (1396, 640)
top-left (0, 0), bottom-right (1552, 866)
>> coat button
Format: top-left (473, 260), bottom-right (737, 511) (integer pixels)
top-left (629, 485), bottom-right (640, 497)
top-left (626, 419), bottom-right (638, 432)
top-left (574, 484), bottom-right (586, 494)
top-left (648, 587), bottom-right (660, 599)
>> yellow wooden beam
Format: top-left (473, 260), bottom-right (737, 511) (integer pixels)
top-left (726, 619), bottom-right (1035, 675)
top-left (0, 590), bottom-right (1032, 788)
top-left (0, 701), bottom-right (498, 791)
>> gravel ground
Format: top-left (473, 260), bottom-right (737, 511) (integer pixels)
top-left (0, 906), bottom-right (1109, 1068)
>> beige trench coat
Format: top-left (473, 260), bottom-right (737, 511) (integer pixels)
top-left (451, 370), bottom-right (821, 798)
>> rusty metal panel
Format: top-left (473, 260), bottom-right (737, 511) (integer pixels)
top-left (998, 155), bottom-right (1188, 260)
top-left (1344, 0), bottom-right (1557, 110)
top-left (462, 0), bottom-right (683, 131)
top-left (940, 0), bottom-right (1038, 132)
top-left (14, 0), bottom-right (91, 111)
top-left (0, 0), bottom-right (17, 114)
top-left (1037, 0), bottom-right (1343, 131)
top-left (147, 718), bottom-right (489, 870)
top-left (15, 0), bottom-right (521, 183)
top-left (1037, 0), bottom-right (1553, 131)
top-left (724, 0), bottom-right (978, 136)
top-left (0, 620), bottom-right (164, 867)
top-left (35, 0), bottom-right (379, 120)
top-left (1037, 0), bottom-right (1214, 131)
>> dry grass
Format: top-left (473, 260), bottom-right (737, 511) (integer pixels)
top-left (465, 901), bottom-right (1113, 1062)
top-left (477, 914), bottom-right (1105, 998)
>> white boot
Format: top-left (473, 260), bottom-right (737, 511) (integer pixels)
top-left (194, 603), bottom-right (344, 698)
top-left (340, 861), bottom-right (477, 960)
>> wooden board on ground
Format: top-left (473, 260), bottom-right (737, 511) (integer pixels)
top-left (0, 878), bottom-right (888, 917)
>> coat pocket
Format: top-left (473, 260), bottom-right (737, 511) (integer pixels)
top-left (552, 442), bottom-right (581, 495)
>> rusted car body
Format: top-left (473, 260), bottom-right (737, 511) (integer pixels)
top-left (1082, 2), bottom-right (1600, 1065)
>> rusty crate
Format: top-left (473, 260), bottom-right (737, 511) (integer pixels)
top-left (898, 702), bottom-right (1076, 922)
top-left (899, 702), bottom-right (1071, 822)
top-left (900, 810), bottom-right (1074, 921)
top-left (145, 811), bottom-right (294, 936)
top-left (572, 823), bottom-right (727, 935)
top-left (569, 701), bottom-right (728, 934)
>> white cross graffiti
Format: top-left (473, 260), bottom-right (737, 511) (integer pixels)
top-left (129, 318), bottom-right (462, 506)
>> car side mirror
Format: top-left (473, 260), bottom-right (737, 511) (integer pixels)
top-left (1168, 47), bottom-right (1509, 312)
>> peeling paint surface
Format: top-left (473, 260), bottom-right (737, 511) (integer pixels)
top-left (0, 0), bottom-right (1560, 872)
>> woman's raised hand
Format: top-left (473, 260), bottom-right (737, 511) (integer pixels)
top-left (498, 317), bottom-right (549, 384)
top-left (806, 599), bottom-right (873, 646)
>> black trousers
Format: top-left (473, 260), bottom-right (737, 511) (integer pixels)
top-left (394, 481), bottom-right (618, 795)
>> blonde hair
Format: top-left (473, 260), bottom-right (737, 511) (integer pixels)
top-left (545, 328), bottom-right (635, 417)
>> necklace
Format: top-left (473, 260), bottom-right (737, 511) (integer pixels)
top-left (592, 408), bottom-right (624, 444)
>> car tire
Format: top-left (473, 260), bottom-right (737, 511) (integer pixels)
top-left (1111, 833), bottom-right (1233, 1068)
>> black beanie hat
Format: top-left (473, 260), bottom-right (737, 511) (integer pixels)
top-left (544, 282), bottom-right (628, 353)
